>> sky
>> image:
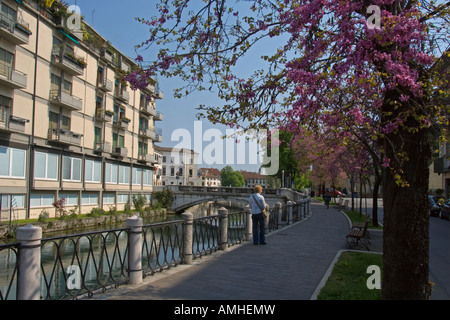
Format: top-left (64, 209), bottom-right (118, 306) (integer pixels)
top-left (65, 0), bottom-right (270, 173)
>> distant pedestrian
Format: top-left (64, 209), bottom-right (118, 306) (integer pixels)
top-left (248, 185), bottom-right (267, 245)
top-left (323, 191), bottom-right (331, 209)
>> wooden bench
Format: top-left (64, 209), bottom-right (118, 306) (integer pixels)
top-left (346, 218), bottom-right (371, 250)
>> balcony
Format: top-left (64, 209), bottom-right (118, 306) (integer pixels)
top-left (155, 111), bottom-right (163, 121)
top-left (113, 118), bottom-right (130, 131)
top-left (112, 146), bottom-right (128, 158)
top-left (115, 89), bottom-right (130, 103)
top-left (0, 14), bottom-right (31, 45)
top-left (51, 46), bottom-right (86, 76)
top-left (0, 64), bottom-right (27, 89)
top-left (94, 142), bottom-right (111, 154)
top-left (50, 90), bottom-right (83, 111)
top-left (154, 128), bottom-right (163, 143)
top-left (97, 77), bottom-right (113, 92)
top-left (434, 157), bottom-right (450, 173)
top-left (48, 129), bottom-right (82, 146)
top-left (139, 128), bottom-right (156, 140)
top-left (0, 111), bottom-right (28, 133)
top-left (100, 48), bottom-right (114, 64)
top-left (138, 153), bottom-right (153, 163)
top-left (140, 103), bottom-right (157, 117)
top-left (95, 108), bottom-right (114, 122)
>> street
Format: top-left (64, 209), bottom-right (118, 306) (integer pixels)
top-left (340, 196), bottom-right (450, 299)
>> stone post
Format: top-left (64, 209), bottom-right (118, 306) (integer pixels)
top-left (127, 215), bottom-right (143, 285)
top-left (287, 201), bottom-right (293, 225)
top-left (218, 207), bottom-right (228, 251)
top-left (181, 211), bottom-right (194, 264)
top-left (276, 202), bottom-right (282, 228)
top-left (17, 224), bottom-right (42, 300)
top-left (245, 207), bottom-right (252, 242)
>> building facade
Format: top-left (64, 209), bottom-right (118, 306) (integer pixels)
top-left (240, 170), bottom-right (267, 189)
top-left (199, 168), bottom-right (221, 187)
top-left (0, 0), bottom-right (163, 220)
top-left (156, 146), bottom-right (200, 186)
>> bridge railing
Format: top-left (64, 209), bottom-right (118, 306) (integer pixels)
top-left (0, 198), bottom-right (311, 300)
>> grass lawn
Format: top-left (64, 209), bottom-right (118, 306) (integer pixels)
top-left (317, 251), bottom-right (383, 300)
top-left (344, 210), bottom-right (383, 230)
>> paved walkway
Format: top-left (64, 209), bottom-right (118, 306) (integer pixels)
top-left (93, 200), bottom-right (382, 300)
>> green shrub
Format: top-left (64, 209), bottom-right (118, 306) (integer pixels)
top-left (153, 189), bottom-right (174, 209)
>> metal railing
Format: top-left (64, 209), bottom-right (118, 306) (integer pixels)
top-left (0, 198), bottom-right (311, 300)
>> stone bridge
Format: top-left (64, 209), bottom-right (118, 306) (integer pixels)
top-left (154, 185), bottom-right (306, 213)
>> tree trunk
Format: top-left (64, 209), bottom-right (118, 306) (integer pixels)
top-left (381, 93), bottom-right (431, 300)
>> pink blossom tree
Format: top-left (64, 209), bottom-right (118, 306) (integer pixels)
top-left (129, 0), bottom-right (450, 299)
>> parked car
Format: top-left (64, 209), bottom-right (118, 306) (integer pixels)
top-left (439, 199), bottom-right (450, 220)
top-left (324, 187), bottom-right (343, 197)
top-left (428, 195), bottom-right (444, 217)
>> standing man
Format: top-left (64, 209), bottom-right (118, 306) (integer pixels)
top-left (248, 185), bottom-right (267, 245)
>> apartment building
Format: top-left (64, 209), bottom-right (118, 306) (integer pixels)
top-left (155, 146), bottom-right (200, 186)
top-left (198, 168), bottom-right (221, 187)
top-left (0, 0), bottom-right (163, 220)
top-left (240, 170), bottom-right (267, 189)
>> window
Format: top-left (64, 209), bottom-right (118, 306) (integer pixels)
top-left (132, 167), bottom-right (142, 185)
top-left (105, 163), bottom-right (118, 184)
top-left (117, 193), bottom-right (129, 204)
top-left (62, 156), bottom-right (81, 181)
top-left (34, 152), bottom-right (58, 180)
top-left (112, 133), bottom-right (124, 149)
top-left (30, 194), bottom-right (54, 207)
top-left (1, 194), bottom-right (25, 209)
top-left (49, 111), bottom-right (71, 131)
top-left (0, 48), bottom-right (14, 78)
top-left (118, 165), bottom-right (130, 184)
top-left (143, 169), bottom-right (153, 186)
top-left (59, 193), bottom-right (78, 206)
top-left (85, 159), bottom-right (101, 183)
top-left (1, 3), bottom-right (16, 23)
top-left (138, 141), bottom-right (148, 156)
top-left (0, 146), bottom-right (26, 178)
top-left (103, 193), bottom-right (115, 204)
top-left (82, 193), bottom-right (98, 205)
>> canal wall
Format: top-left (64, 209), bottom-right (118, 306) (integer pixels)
top-left (0, 209), bottom-right (167, 240)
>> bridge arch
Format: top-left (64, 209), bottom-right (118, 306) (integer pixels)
top-left (154, 186), bottom-right (306, 213)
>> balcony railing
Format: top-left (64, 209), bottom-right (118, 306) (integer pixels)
top-left (94, 142), bottom-right (111, 153)
top-left (0, 111), bottom-right (28, 133)
top-left (115, 89), bottom-right (130, 103)
top-left (0, 13), bottom-right (31, 45)
top-left (97, 77), bottom-right (113, 92)
top-left (100, 48), bottom-right (114, 64)
top-left (139, 128), bottom-right (156, 140)
top-left (49, 90), bottom-right (83, 111)
top-left (0, 62), bottom-right (27, 89)
top-left (112, 146), bottom-right (128, 158)
top-left (48, 129), bottom-right (82, 146)
top-left (113, 118), bottom-right (129, 131)
top-left (95, 108), bottom-right (113, 122)
top-left (51, 45), bottom-right (86, 76)
top-left (155, 111), bottom-right (163, 121)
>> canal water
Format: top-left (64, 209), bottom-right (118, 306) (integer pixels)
top-left (0, 200), bottom-right (247, 300)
